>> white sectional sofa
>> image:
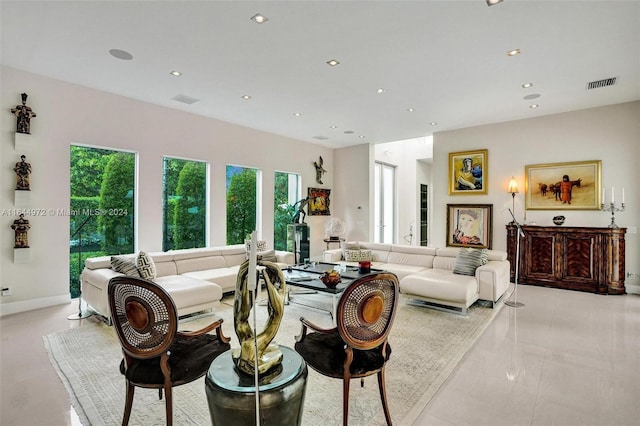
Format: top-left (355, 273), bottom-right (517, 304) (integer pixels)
top-left (323, 242), bottom-right (510, 314)
top-left (82, 244), bottom-right (294, 320)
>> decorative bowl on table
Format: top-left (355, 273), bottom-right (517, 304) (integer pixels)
top-left (319, 271), bottom-right (341, 288)
top-left (553, 215), bottom-right (566, 226)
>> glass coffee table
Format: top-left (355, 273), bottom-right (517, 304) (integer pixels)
top-left (282, 262), bottom-right (382, 324)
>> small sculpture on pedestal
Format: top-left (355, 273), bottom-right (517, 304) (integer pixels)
top-left (13, 155), bottom-right (32, 191)
top-left (292, 197), bottom-right (309, 224)
top-left (11, 214), bottom-right (31, 248)
top-left (232, 259), bottom-right (287, 377)
top-left (11, 93), bottom-right (37, 134)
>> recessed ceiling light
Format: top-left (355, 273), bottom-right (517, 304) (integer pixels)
top-left (241, 95), bottom-right (252, 100)
top-left (251, 13), bottom-right (268, 24)
top-left (430, 122), bottom-right (438, 126)
top-left (293, 112), bottom-right (302, 117)
top-left (507, 49), bottom-right (521, 56)
top-left (326, 59), bottom-right (340, 67)
top-left (530, 104), bottom-right (539, 109)
top-left (522, 82), bottom-right (533, 88)
top-left (170, 71), bottom-right (182, 77)
top-left (359, 135), bottom-right (365, 138)
top-left (406, 108), bottom-right (415, 112)
top-left (109, 49), bottom-right (133, 60)
top-left (330, 125), bottom-right (337, 129)
top-left (486, 0), bottom-right (504, 6)
top-left (377, 88), bottom-right (385, 94)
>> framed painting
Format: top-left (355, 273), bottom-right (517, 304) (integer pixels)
top-left (446, 204), bottom-right (493, 249)
top-left (525, 160), bottom-right (601, 210)
top-left (448, 149), bottom-right (488, 195)
top-left (308, 187), bottom-right (331, 216)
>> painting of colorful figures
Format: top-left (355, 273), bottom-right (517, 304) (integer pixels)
top-left (525, 160), bottom-right (601, 210)
top-left (448, 149), bottom-right (488, 195)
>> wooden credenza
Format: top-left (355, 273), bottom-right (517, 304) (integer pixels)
top-left (506, 225), bottom-right (626, 294)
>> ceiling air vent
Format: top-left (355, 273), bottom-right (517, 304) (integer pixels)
top-left (171, 94), bottom-right (200, 104)
top-left (587, 77), bottom-right (617, 90)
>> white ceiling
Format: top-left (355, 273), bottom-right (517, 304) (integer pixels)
top-left (1, 1), bottom-right (639, 148)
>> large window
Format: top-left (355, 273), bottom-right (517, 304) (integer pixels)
top-left (226, 165), bottom-right (259, 244)
top-left (69, 145), bottom-right (135, 297)
top-left (374, 161), bottom-right (396, 244)
top-left (162, 157), bottom-right (207, 251)
top-left (274, 171), bottom-right (301, 250)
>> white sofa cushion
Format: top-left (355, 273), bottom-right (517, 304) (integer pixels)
top-left (154, 275), bottom-right (223, 309)
top-left (433, 255), bottom-right (457, 271)
top-left (224, 255), bottom-right (247, 268)
top-left (171, 247), bottom-right (223, 260)
top-left (386, 251), bottom-right (434, 268)
top-left (378, 263), bottom-right (428, 280)
top-left (175, 256), bottom-right (226, 274)
top-left (181, 266), bottom-right (241, 292)
top-left (358, 242), bottom-right (391, 262)
top-left (390, 245), bottom-right (437, 256)
top-left (487, 250), bottom-right (508, 261)
top-left (85, 256), bottom-right (112, 269)
top-left (151, 254), bottom-right (178, 277)
top-left (400, 269), bottom-right (478, 304)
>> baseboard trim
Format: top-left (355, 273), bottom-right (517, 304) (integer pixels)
top-left (0, 294), bottom-right (70, 317)
top-left (626, 282), bottom-right (640, 295)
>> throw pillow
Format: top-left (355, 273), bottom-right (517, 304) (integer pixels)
top-left (137, 250), bottom-right (157, 280)
top-left (111, 255), bottom-right (140, 277)
top-left (480, 249), bottom-right (489, 265)
top-left (245, 239), bottom-right (267, 259)
top-left (343, 249), bottom-right (362, 262)
top-left (359, 249), bottom-right (373, 261)
top-left (257, 249), bottom-right (278, 263)
top-left (452, 248), bottom-right (487, 276)
top-left (341, 242), bottom-right (360, 259)
top-left (245, 239), bottom-right (267, 252)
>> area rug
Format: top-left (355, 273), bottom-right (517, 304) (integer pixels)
top-left (44, 294), bottom-right (502, 425)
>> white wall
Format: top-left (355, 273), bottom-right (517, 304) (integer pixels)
top-left (0, 66), bottom-right (333, 315)
top-left (432, 101), bottom-right (640, 290)
top-left (333, 143), bottom-right (371, 242)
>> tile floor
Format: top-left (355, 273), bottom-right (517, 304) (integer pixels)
top-left (1, 284), bottom-right (639, 426)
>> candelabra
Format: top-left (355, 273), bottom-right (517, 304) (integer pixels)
top-left (601, 202), bottom-right (625, 228)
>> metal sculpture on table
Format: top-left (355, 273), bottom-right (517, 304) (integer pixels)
top-left (11, 214), bottom-right (31, 248)
top-left (232, 258), bottom-right (287, 376)
top-left (14, 155), bottom-right (32, 191)
top-left (11, 93), bottom-right (37, 134)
